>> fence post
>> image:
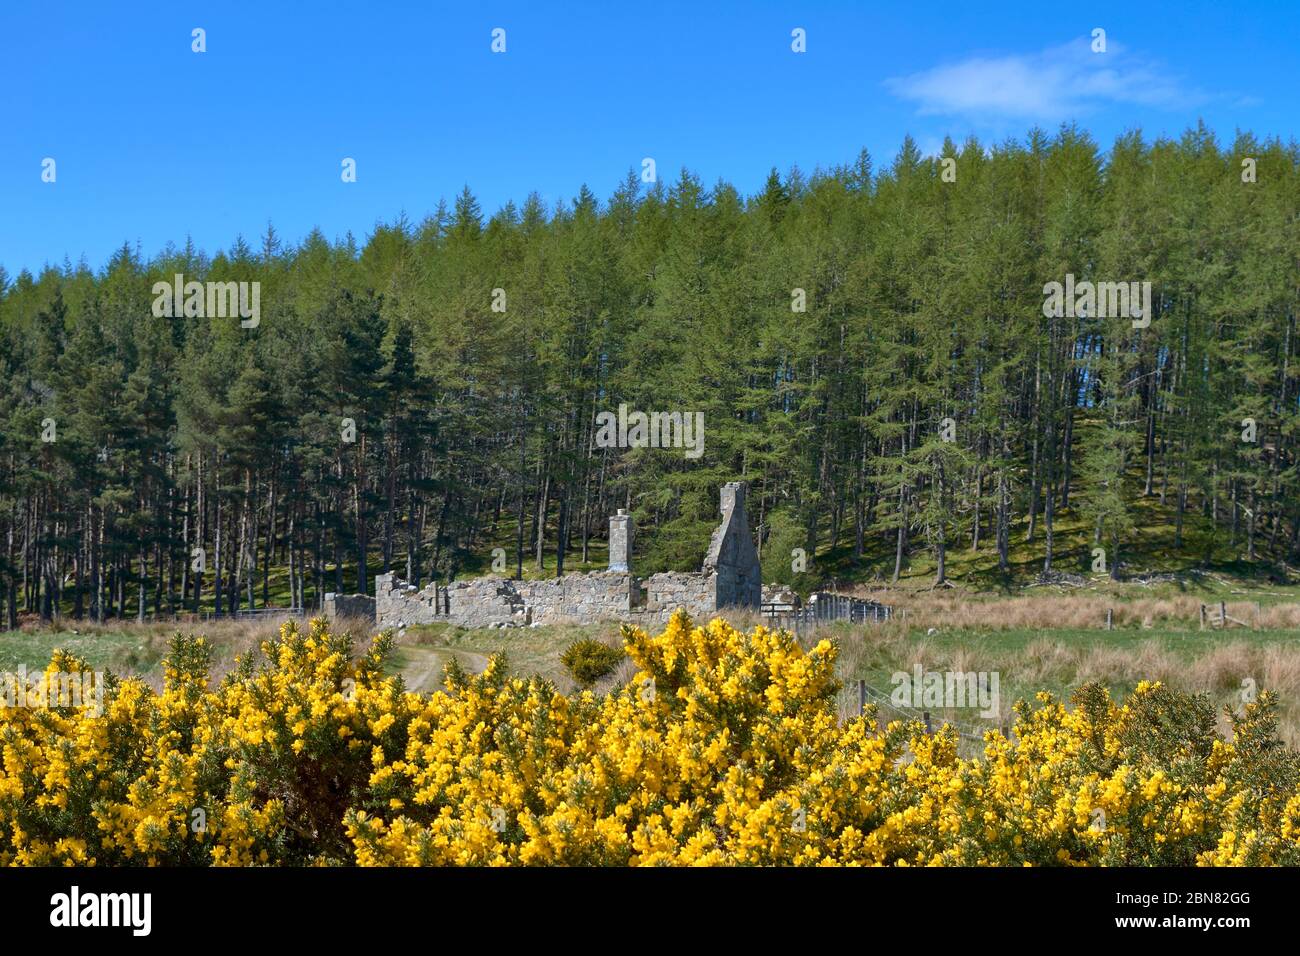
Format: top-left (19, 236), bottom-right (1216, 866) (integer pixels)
top-left (1220, 601), bottom-right (1227, 629)
top-left (923, 711), bottom-right (932, 735)
top-left (1105, 608), bottom-right (1113, 631)
top-left (1200, 604), bottom-right (1206, 630)
top-left (857, 679), bottom-right (866, 716)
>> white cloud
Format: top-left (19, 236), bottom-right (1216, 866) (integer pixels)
top-left (885, 39), bottom-right (1203, 122)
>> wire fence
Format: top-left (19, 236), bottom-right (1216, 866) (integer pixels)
top-left (835, 678), bottom-right (1007, 751)
top-left (197, 606), bottom-right (309, 623)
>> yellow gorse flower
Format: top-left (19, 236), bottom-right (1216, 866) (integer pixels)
top-left (1, 612), bottom-right (1296, 866)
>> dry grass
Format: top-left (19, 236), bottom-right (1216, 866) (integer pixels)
top-left (850, 588), bottom-right (1300, 631)
top-left (0, 612), bottom-right (383, 689)
top-left (14, 603), bottom-right (1300, 747)
top-left (815, 617), bottom-right (1300, 747)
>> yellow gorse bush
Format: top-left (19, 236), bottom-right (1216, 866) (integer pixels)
top-left (2, 611), bottom-right (1298, 866)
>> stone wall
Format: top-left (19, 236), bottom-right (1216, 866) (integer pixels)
top-left (367, 483), bottom-right (764, 631)
top-left (375, 575), bottom-right (443, 627)
top-left (761, 584), bottom-right (801, 609)
top-left (374, 571), bottom-right (634, 628)
top-left (642, 571), bottom-right (716, 619)
top-left (323, 592), bottom-right (376, 621)
top-left (514, 572), bottom-right (632, 625)
top-left (374, 565), bottom-right (717, 631)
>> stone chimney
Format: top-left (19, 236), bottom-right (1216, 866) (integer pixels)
top-left (720, 481), bottom-right (745, 519)
top-left (609, 508), bottom-right (632, 572)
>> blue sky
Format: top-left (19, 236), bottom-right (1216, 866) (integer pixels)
top-left (1, 0), bottom-right (1295, 276)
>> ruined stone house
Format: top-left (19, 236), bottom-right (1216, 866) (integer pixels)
top-left (346, 482), bottom-right (764, 629)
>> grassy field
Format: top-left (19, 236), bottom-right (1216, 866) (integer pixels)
top-left (7, 462), bottom-right (1300, 748)
top-left (6, 578), bottom-right (1299, 751)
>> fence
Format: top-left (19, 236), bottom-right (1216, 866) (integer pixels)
top-left (761, 592), bottom-right (892, 635)
top-left (834, 678), bottom-right (1005, 753)
top-left (1199, 602), bottom-right (1258, 630)
top-left (1093, 602), bottom-right (1264, 631)
top-left (808, 592), bottom-right (892, 624)
top-left (198, 606), bottom-right (309, 623)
